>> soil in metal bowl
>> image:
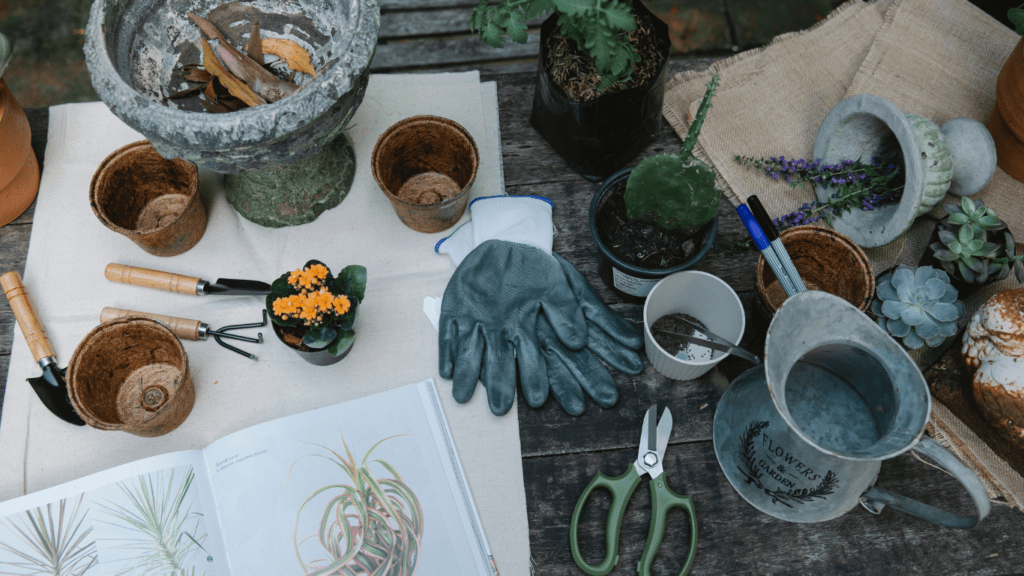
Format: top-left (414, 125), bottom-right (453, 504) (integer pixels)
top-left (596, 176), bottom-right (702, 269)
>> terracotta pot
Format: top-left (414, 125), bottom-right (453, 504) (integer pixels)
top-left (0, 78), bottom-right (40, 226)
top-left (371, 115), bottom-right (478, 233)
top-left (67, 317), bottom-right (195, 437)
top-left (89, 141), bottom-right (205, 256)
top-left (271, 322), bottom-right (354, 366)
top-left (991, 36), bottom-right (1024, 182)
top-left (755, 226), bottom-right (874, 318)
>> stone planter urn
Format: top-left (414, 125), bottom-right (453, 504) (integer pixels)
top-left (84, 0), bottom-right (379, 228)
top-left (813, 94), bottom-right (996, 248)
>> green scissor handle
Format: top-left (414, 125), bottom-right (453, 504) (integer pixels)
top-left (637, 477), bottom-right (698, 576)
top-left (569, 466), bottom-right (643, 576)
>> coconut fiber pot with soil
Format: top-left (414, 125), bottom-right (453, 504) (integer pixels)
top-left (471, 0), bottom-right (670, 181)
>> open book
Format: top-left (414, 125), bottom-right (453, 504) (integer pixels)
top-left (0, 379), bottom-right (496, 575)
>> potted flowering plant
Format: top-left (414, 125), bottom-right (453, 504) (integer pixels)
top-left (266, 260), bottom-right (367, 366)
top-left (471, 0), bottom-right (670, 180)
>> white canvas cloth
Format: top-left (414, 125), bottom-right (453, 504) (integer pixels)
top-left (0, 72), bottom-right (530, 575)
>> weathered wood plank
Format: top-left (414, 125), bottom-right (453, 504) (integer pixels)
top-left (380, 7), bottom-right (544, 39)
top-left (0, 222), bottom-right (32, 356)
top-left (371, 32), bottom-right (541, 71)
top-left (525, 442), bottom-right (1024, 575)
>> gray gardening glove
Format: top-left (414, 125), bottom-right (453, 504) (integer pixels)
top-left (535, 255), bottom-right (644, 415)
top-left (439, 239), bottom-right (588, 416)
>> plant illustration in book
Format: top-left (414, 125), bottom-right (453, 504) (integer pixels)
top-left (293, 435), bottom-right (425, 576)
top-left (0, 495), bottom-right (99, 575)
top-left (97, 466), bottom-right (211, 575)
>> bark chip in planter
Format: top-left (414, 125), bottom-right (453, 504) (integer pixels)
top-left (372, 115), bottom-right (478, 233)
top-left (89, 140), bottom-right (205, 257)
top-left (67, 317), bottom-right (195, 437)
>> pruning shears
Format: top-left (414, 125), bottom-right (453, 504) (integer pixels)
top-left (570, 405), bottom-right (698, 576)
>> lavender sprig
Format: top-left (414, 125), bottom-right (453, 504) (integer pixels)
top-left (735, 153), bottom-right (904, 232)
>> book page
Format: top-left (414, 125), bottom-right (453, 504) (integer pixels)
top-left (0, 450), bottom-right (229, 575)
top-left (204, 379), bottom-right (495, 575)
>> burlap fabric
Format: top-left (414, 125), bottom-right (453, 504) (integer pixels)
top-left (663, 0), bottom-right (1024, 510)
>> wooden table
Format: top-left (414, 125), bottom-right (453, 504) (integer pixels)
top-left (6, 58), bottom-right (1024, 576)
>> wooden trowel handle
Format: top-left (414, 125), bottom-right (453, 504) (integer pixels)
top-left (1, 271), bottom-right (55, 362)
top-left (100, 307), bottom-right (203, 340)
top-left (105, 263), bottom-right (201, 295)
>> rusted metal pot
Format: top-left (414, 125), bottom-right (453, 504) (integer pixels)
top-left (713, 291), bottom-right (990, 528)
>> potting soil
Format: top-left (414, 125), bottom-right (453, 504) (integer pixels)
top-left (596, 176), bottom-right (700, 269)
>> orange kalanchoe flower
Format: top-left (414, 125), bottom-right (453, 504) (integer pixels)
top-left (288, 263), bottom-right (330, 290)
top-left (333, 294), bottom-right (351, 315)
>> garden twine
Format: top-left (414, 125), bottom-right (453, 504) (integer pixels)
top-left (662, 0), bottom-right (1024, 511)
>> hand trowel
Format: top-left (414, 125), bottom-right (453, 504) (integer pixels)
top-left (1, 272), bottom-right (86, 425)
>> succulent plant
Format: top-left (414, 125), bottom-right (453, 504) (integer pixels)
top-left (870, 265), bottom-right (965, 350)
top-left (266, 260), bottom-right (367, 355)
top-left (623, 75), bottom-right (720, 233)
top-left (929, 197), bottom-right (1024, 285)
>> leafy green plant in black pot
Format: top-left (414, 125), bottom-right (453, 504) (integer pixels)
top-left (589, 75), bottom-right (720, 303)
top-left (267, 260), bottom-right (367, 366)
top-left (471, 0), bottom-right (671, 180)
top-left (928, 197), bottom-right (1024, 294)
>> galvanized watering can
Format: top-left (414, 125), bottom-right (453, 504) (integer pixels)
top-left (713, 291), bottom-right (990, 528)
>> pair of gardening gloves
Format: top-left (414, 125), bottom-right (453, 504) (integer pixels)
top-left (435, 196), bottom-right (643, 416)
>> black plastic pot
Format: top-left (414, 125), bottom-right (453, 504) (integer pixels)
top-left (272, 322), bottom-right (354, 366)
top-left (590, 166), bottom-right (718, 304)
top-left (530, 2), bottom-right (671, 181)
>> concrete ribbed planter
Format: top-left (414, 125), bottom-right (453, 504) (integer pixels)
top-left (813, 94), bottom-right (995, 248)
top-left (84, 0), bottom-right (379, 227)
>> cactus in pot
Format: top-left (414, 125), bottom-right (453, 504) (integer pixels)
top-left (624, 75), bottom-right (720, 236)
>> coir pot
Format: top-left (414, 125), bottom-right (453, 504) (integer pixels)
top-left (590, 166), bottom-right (718, 304)
top-left (530, 2), bottom-right (670, 181)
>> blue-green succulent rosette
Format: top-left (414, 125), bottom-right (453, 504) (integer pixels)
top-left (266, 260), bottom-right (367, 356)
top-left (870, 265), bottom-right (964, 350)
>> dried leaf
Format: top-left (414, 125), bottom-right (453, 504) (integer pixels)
top-left (165, 84), bottom-right (206, 100)
top-left (187, 12), bottom-right (229, 44)
top-left (200, 97), bottom-right (230, 113)
top-left (218, 96), bottom-right (249, 112)
top-left (204, 78), bottom-right (218, 102)
top-left (182, 66), bottom-right (212, 83)
top-left (245, 21), bottom-right (264, 65)
top-left (190, 11), bottom-right (297, 103)
top-left (262, 38), bottom-right (315, 76)
top-left (201, 37), bottom-right (266, 107)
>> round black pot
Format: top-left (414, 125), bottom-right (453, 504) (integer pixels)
top-left (590, 166), bottom-right (718, 304)
top-left (529, 2), bottom-right (671, 182)
top-left (272, 322), bottom-right (354, 366)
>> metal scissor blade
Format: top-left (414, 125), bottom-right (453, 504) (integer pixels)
top-left (635, 405), bottom-right (657, 472)
top-left (656, 408), bottom-right (674, 459)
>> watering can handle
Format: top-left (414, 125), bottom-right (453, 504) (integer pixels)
top-left (859, 436), bottom-right (991, 529)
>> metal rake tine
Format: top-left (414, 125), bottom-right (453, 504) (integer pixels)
top-left (213, 333), bottom-right (257, 360)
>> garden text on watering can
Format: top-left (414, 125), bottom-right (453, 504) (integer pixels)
top-left (713, 291), bottom-right (990, 528)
